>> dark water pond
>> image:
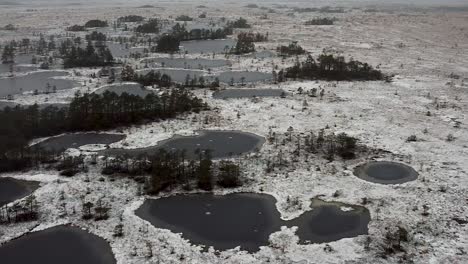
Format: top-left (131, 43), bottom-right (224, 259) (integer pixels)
top-left (0, 178), bottom-right (40, 206)
top-left (251, 50), bottom-right (276, 59)
top-left (0, 71), bottom-right (78, 98)
top-left (94, 82), bottom-right (153, 97)
top-left (136, 193), bottom-right (370, 252)
top-left (213, 89), bottom-right (286, 99)
top-left (180, 39), bottom-right (236, 54)
top-left (0, 54), bottom-right (36, 75)
top-left (107, 42), bottom-right (146, 58)
top-left (0, 225), bottom-right (116, 264)
top-left (101, 130), bottom-right (264, 159)
top-left (353, 161), bottom-right (418, 184)
top-left (32, 133), bottom-right (126, 152)
top-left (288, 199), bottom-right (370, 244)
top-left (218, 71), bottom-right (273, 84)
top-left (143, 57), bottom-right (230, 69)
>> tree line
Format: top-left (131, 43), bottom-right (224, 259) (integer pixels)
top-left (0, 90), bottom-right (206, 172)
top-left (279, 54), bottom-right (386, 81)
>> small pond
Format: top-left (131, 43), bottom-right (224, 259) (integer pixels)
top-left (0, 71), bottom-right (78, 98)
top-left (0, 178), bottom-right (40, 206)
top-left (107, 42), bottom-right (146, 58)
top-left (136, 193), bottom-right (370, 252)
top-left (180, 39), bottom-right (236, 54)
top-left (289, 198), bottom-right (370, 244)
top-left (102, 130), bottom-right (265, 159)
top-left (0, 225), bottom-right (116, 264)
top-left (94, 82), bottom-right (153, 97)
top-left (353, 161), bottom-right (418, 184)
top-left (143, 57), bottom-right (230, 69)
top-left (218, 71), bottom-right (273, 84)
top-left (32, 133), bottom-right (126, 153)
top-left (213, 88), bottom-right (286, 99)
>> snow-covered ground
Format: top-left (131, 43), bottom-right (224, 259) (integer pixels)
top-left (0, 2), bottom-right (467, 264)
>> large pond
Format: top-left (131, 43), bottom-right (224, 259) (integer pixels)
top-left (353, 161), bottom-right (418, 184)
top-left (32, 133), bottom-right (126, 152)
top-left (136, 193), bottom-right (370, 252)
top-left (218, 71), bottom-right (273, 84)
top-left (142, 57), bottom-right (230, 69)
top-left (0, 225), bottom-right (116, 264)
top-left (0, 178), bottom-right (40, 206)
top-left (94, 82), bottom-right (154, 97)
top-left (0, 71), bottom-right (78, 98)
top-left (213, 88), bottom-right (286, 99)
top-left (180, 39), bottom-right (236, 54)
top-left (101, 130), bottom-right (265, 159)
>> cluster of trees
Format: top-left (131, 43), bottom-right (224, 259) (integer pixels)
top-left (122, 65), bottom-right (219, 88)
top-left (230, 32), bottom-right (256, 54)
top-left (152, 34), bottom-right (180, 53)
top-left (121, 65), bottom-right (173, 87)
top-left (84, 19), bottom-right (108, 28)
top-left (0, 90), bottom-right (205, 172)
top-left (277, 41), bottom-right (306, 56)
top-left (281, 54), bottom-right (385, 81)
top-left (66, 25), bottom-right (86, 31)
top-left (0, 195), bottom-right (39, 224)
top-left (117, 15), bottom-right (145, 23)
top-left (102, 149), bottom-right (242, 194)
top-left (305, 18), bottom-right (335, 25)
top-left (182, 74), bottom-right (220, 88)
top-left (227, 17), bottom-right (251, 29)
top-left (171, 23), bottom-right (232, 41)
top-left (62, 41), bottom-right (113, 68)
top-left (85, 31), bottom-right (107, 42)
top-left (175, 15), bottom-right (193, 21)
top-left (266, 129), bottom-right (360, 172)
top-left (237, 32), bottom-right (268, 42)
top-left (1, 44), bottom-right (14, 63)
top-left (135, 19), bottom-right (160, 34)
top-left (82, 199), bottom-right (110, 220)
top-left (3, 24), bottom-right (16, 31)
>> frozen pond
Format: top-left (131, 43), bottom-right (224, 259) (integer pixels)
top-left (218, 71), bottom-right (273, 84)
top-left (101, 130), bottom-right (265, 159)
top-left (0, 178), bottom-right (40, 206)
top-left (213, 88), bottom-right (286, 99)
top-left (142, 57), bottom-right (230, 69)
top-left (353, 161), bottom-right (418, 184)
top-left (32, 133), bottom-right (126, 152)
top-left (94, 82), bottom-right (154, 97)
top-left (136, 193), bottom-right (370, 252)
top-left (180, 39), bottom-right (236, 54)
top-left (0, 71), bottom-right (78, 98)
top-left (0, 225), bottom-right (116, 264)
